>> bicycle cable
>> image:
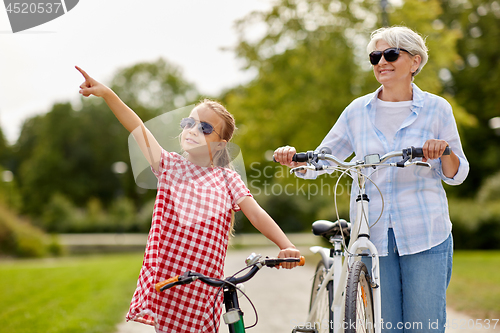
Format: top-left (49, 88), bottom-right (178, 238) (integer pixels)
top-left (332, 164), bottom-right (386, 256)
top-left (211, 264), bottom-right (260, 331)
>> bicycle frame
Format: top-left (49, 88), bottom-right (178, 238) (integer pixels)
top-left (306, 174), bottom-right (381, 333)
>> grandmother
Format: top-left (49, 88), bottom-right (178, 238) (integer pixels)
top-left (274, 26), bottom-right (469, 332)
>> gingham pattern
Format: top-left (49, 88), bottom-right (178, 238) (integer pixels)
top-left (126, 149), bottom-right (251, 333)
top-left (299, 84), bottom-right (469, 256)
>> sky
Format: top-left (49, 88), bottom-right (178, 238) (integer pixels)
top-left (0, 0), bottom-right (273, 144)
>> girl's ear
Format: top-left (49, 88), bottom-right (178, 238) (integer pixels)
top-left (216, 140), bottom-right (227, 151)
top-left (209, 140), bottom-right (227, 153)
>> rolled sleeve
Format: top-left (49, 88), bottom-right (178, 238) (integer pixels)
top-left (437, 101), bottom-right (469, 186)
top-left (441, 154), bottom-right (469, 185)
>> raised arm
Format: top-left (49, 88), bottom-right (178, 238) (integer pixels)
top-left (76, 66), bottom-right (162, 171)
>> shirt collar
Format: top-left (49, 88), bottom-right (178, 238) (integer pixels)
top-left (365, 83), bottom-right (424, 112)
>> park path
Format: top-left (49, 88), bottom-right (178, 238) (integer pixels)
top-left (116, 246), bottom-right (499, 333)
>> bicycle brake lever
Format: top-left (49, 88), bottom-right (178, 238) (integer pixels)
top-left (401, 161), bottom-right (432, 168)
top-left (414, 161), bottom-right (431, 168)
top-left (290, 165), bottom-right (316, 174)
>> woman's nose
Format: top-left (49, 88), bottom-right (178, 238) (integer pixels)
top-left (378, 54), bottom-right (389, 65)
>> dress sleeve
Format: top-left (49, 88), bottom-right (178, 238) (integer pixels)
top-left (151, 148), bottom-right (178, 178)
top-left (223, 170), bottom-right (252, 212)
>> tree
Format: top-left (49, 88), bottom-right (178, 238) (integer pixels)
top-left (109, 58), bottom-right (199, 119)
top-left (439, 0), bottom-right (500, 195)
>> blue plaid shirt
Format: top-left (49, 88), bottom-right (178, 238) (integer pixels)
top-left (300, 84), bottom-right (469, 256)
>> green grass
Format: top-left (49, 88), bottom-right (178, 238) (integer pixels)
top-left (448, 251), bottom-right (500, 319)
top-left (0, 253), bottom-right (144, 333)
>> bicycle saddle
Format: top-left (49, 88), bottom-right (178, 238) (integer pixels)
top-left (312, 219), bottom-right (351, 238)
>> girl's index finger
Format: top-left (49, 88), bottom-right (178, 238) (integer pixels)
top-left (75, 66), bottom-right (91, 80)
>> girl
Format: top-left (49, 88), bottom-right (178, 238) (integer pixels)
top-left (76, 66), bottom-right (301, 333)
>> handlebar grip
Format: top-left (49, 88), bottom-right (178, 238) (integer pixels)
top-left (292, 153), bottom-right (309, 163)
top-left (273, 153), bottom-right (309, 163)
top-left (278, 256), bottom-right (306, 267)
top-left (299, 256), bottom-right (306, 266)
top-left (412, 147), bottom-right (451, 158)
top-left (155, 276), bottom-right (179, 292)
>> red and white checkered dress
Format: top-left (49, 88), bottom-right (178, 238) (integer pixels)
top-left (126, 149), bottom-right (251, 333)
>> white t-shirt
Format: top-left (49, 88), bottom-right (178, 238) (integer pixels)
top-left (375, 98), bottom-right (412, 227)
top-left (375, 98), bottom-right (412, 147)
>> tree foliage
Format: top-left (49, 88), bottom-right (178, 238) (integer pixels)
top-left (439, 0), bottom-right (500, 194)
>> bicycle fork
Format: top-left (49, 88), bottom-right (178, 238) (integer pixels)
top-left (342, 188), bottom-right (382, 333)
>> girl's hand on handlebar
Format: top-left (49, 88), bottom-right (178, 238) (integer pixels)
top-left (277, 246), bottom-right (301, 270)
top-left (76, 66), bottom-right (111, 98)
top-left (422, 139), bottom-right (449, 162)
top-left (273, 146), bottom-right (306, 168)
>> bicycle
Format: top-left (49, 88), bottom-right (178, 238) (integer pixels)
top-left (286, 146), bottom-right (450, 333)
top-left (155, 253), bottom-right (305, 333)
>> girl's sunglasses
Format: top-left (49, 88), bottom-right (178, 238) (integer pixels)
top-left (369, 47), bottom-right (413, 65)
top-left (180, 117), bottom-right (221, 137)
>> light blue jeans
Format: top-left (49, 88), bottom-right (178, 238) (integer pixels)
top-left (363, 228), bottom-right (453, 333)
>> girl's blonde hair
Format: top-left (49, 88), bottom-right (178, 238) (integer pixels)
top-left (195, 99), bottom-right (240, 236)
top-left (197, 99), bottom-right (237, 168)
top-left (367, 26), bottom-right (428, 77)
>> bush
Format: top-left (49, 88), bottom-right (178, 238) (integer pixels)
top-left (477, 171), bottom-right (500, 203)
top-left (108, 197), bottom-right (136, 232)
top-left (41, 193), bottom-right (81, 232)
top-left (449, 198), bottom-right (500, 249)
top-left (40, 193), bottom-right (153, 233)
top-left (234, 180), bottom-right (350, 234)
top-left (0, 204), bottom-right (64, 257)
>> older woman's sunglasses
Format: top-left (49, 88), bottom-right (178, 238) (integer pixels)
top-left (369, 47), bottom-right (413, 65)
top-left (180, 117), bottom-right (221, 137)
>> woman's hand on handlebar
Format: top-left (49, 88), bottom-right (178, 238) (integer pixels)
top-left (278, 246), bottom-right (301, 270)
top-left (273, 146), bottom-right (307, 169)
top-left (422, 139), bottom-right (449, 162)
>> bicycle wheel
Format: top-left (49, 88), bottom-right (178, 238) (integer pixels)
top-left (344, 261), bottom-right (374, 333)
top-left (309, 261), bottom-right (334, 333)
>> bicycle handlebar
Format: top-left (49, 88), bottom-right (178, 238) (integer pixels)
top-left (291, 146), bottom-right (450, 163)
top-left (275, 146), bottom-right (451, 173)
top-left (155, 256), bottom-right (305, 293)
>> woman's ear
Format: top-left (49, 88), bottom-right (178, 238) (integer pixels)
top-left (411, 54), bottom-right (421, 74)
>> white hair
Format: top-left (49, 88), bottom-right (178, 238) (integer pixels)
top-left (367, 26), bottom-right (428, 77)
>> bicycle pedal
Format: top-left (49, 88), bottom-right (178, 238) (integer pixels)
top-left (292, 326), bottom-right (318, 333)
